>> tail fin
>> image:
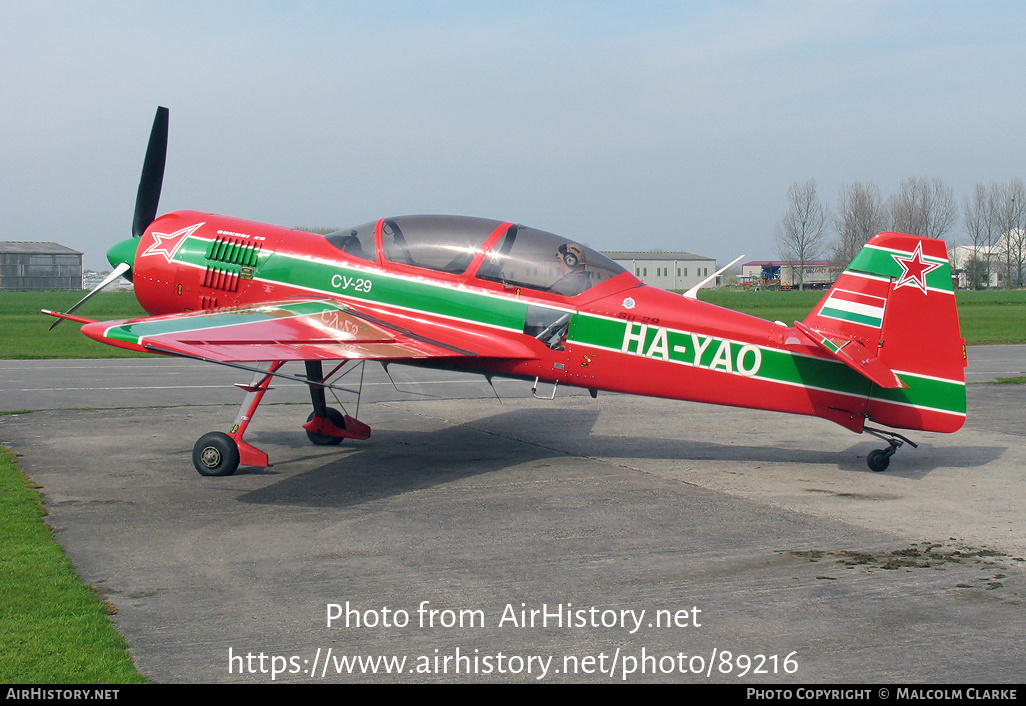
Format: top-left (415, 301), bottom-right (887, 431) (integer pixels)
top-left (799, 232), bottom-right (966, 433)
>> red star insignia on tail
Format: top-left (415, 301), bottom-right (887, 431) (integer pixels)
top-left (141, 222), bottom-right (205, 263)
top-left (892, 242), bottom-right (941, 294)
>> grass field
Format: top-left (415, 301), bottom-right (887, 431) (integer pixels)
top-left (0, 446), bottom-right (145, 683)
top-left (0, 291), bottom-right (147, 359)
top-left (698, 288), bottom-right (1026, 344)
top-left (1, 288), bottom-right (1024, 358)
top-left (950, 290), bottom-right (1026, 344)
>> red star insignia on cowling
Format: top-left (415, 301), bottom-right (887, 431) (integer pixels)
top-left (140, 222), bottom-right (205, 263)
top-left (892, 241), bottom-right (941, 294)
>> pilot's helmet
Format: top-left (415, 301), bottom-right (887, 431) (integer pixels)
top-left (559, 243), bottom-right (586, 268)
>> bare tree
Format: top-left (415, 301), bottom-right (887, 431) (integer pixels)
top-left (833, 181), bottom-right (888, 268)
top-left (1003, 226), bottom-right (1026, 287)
top-left (962, 182), bottom-right (998, 289)
top-left (993, 178), bottom-right (1026, 288)
top-left (888, 176), bottom-right (958, 240)
top-left (775, 179), bottom-right (827, 291)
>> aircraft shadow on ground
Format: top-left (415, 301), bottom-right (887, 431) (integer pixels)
top-left (235, 407), bottom-right (1004, 508)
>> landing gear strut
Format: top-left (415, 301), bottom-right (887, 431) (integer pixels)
top-left (864, 427), bottom-right (917, 472)
top-left (191, 361), bottom-right (284, 476)
top-left (189, 360), bottom-right (372, 477)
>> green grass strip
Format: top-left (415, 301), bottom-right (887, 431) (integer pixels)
top-left (0, 446), bottom-right (145, 683)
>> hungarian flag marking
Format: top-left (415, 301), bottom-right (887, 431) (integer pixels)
top-left (819, 288), bottom-right (886, 328)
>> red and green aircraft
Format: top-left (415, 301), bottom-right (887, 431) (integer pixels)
top-left (47, 108), bottom-right (967, 476)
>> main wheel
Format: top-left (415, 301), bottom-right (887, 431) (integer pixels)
top-left (867, 448), bottom-right (890, 472)
top-left (193, 432), bottom-right (240, 476)
top-left (306, 408), bottom-right (346, 446)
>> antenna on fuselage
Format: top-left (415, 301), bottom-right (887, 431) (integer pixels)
top-left (683, 254), bottom-right (744, 299)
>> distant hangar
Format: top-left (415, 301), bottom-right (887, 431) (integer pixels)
top-left (604, 250), bottom-right (717, 290)
top-left (0, 242), bottom-right (82, 290)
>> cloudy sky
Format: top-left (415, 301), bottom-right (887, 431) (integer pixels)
top-left (3, 1), bottom-right (1025, 270)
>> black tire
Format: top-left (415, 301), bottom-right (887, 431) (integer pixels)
top-left (867, 449), bottom-right (890, 472)
top-left (306, 408), bottom-right (346, 446)
top-left (193, 432), bottom-right (240, 476)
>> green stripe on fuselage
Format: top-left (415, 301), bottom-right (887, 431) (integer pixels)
top-left (570, 314), bottom-right (871, 395)
top-left (870, 373), bottom-right (967, 416)
top-left (568, 314), bottom-right (964, 415)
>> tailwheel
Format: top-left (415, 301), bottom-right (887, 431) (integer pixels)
top-left (305, 408), bottom-right (347, 446)
top-left (866, 447), bottom-right (892, 472)
top-left (193, 432), bottom-right (240, 476)
top-left (864, 427), bottom-right (917, 472)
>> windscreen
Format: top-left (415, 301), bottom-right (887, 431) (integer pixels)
top-left (325, 222), bottom-right (377, 262)
top-left (381, 215), bottom-right (505, 275)
top-left (477, 225), bottom-right (627, 296)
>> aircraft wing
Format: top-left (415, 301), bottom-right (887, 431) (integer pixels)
top-left (73, 299), bottom-right (536, 362)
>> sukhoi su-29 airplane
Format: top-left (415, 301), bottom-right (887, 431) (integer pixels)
top-left (46, 108), bottom-right (967, 477)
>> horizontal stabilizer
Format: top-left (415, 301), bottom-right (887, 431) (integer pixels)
top-left (793, 320), bottom-right (907, 389)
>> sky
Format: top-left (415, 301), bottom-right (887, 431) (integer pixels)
top-left (3, 1), bottom-right (1026, 270)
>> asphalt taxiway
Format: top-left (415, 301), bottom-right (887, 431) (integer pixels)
top-left (0, 348), bottom-right (1023, 683)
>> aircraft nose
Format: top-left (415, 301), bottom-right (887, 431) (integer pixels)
top-left (106, 236), bottom-right (139, 282)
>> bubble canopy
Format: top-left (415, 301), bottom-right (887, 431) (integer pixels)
top-left (325, 215), bottom-right (627, 296)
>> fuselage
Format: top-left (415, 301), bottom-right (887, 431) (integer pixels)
top-left (124, 209), bottom-right (963, 434)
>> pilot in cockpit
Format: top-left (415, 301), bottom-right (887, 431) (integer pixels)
top-left (549, 243), bottom-right (591, 296)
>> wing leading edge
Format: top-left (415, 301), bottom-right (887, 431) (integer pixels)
top-left (76, 299), bottom-right (536, 363)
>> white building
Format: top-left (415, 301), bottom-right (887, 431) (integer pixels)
top-left (603, 251), bottom-right (717, 290)
top-left (949, 245), bottom-right (1005, 289)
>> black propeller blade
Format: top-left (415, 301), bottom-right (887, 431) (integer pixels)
top-left (132, 106), bottom-right (169, 238)
top-left (48, 107), bottom-right (169, 330)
